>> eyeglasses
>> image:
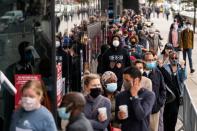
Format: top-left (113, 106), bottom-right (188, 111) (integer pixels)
top-left (170, 57), bottom-right (178, 60)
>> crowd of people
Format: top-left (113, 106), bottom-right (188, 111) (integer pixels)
top-left (9, 8), bottom-right (195, 131)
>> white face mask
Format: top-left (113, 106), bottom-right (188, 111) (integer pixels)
top-left (113, 40), bottom-right (120, 47)
top-left (140, 69), bottom-right (144, 74)
top-left (21, 97), bottom-right (39, 111)
top-left (186, 25), bottom-right (191, 29)
top-left (150, 33), bottom-right (154, 37)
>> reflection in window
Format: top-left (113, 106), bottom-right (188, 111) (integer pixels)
top-left (0, 0), bottom-right (53, 130)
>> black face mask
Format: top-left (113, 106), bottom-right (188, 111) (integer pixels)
top-left (90, 88), bottom-right (101, 98)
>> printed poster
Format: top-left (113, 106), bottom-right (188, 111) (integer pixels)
top-left (14, 74), bottom-right (41, 109)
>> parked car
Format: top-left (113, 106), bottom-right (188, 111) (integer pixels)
top-left (0, 10), bottom-right (23, 24)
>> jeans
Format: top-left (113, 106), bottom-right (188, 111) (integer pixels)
top-left (183, 48), bottom-right (193, 70)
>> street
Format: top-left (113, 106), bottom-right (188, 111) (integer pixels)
top-left (152, 12), bottom-right (197, 130)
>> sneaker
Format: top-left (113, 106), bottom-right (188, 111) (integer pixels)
top-left (191, 69), bottom-right (195, 73)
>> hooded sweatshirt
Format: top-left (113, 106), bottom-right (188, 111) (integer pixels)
top-left (102, 45), bottom-right (131, 91)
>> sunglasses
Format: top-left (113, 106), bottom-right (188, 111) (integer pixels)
top-left (170, 57), bottom-right (178, 60)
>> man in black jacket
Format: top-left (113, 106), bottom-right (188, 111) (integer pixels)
top-left (143, 52), bottom-right (166, 131)
top-left (115, 66), bottom-right (155, 131)
top-left (102, 35), bottom-right (131, 91)
top-left (160, 51), bottom-right (187, 131)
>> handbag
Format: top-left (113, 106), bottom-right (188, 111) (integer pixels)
top-left (165, 84), bottom-right (176, 104)
top-left (110, 124), bottom-right (121, 131)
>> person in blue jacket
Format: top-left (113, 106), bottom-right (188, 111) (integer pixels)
top-left (115, 66), bottom-right (155, 131)
top-left (10, 80), bottom-right (57, 131)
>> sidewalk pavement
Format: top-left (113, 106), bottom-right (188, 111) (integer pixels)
top-left (151, 13), bottom-right (197, 130)
top-left (58, 13), bottom-right (88, 34)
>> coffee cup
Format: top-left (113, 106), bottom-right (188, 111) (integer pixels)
top-left (98, 107), bottom-right (107, 120)
top-left (119, 105), bottom-right (128, 119)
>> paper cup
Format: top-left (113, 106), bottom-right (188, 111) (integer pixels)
top-left (119, 105), bottom-right (128, 119)
top-left (98, 107), bottom-right (107, 120)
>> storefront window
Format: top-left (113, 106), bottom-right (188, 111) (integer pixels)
top-left (0, 0), bottom-right (55, 130)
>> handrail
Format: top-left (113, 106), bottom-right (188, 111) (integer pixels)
top-left (0, 71), bottom-right (17, 95)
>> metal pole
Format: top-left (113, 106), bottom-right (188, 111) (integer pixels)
top-left (193, 1), bottom-right (196, 33)
top-left (80, 49), bottom-right (84, 78)
top-left (51, 0), bottom-right (58, 124)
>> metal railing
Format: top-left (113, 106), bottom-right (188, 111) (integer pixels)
top-left (182, 83), bottom-right (197, 131)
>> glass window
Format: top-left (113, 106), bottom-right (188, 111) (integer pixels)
top-left (0, 0), bottom-right (55, 130)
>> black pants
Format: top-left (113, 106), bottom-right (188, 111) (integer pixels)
top-left (164, 99), bottom-right (179, 131)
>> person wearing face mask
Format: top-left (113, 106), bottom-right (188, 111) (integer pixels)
top-left (58, 92), bottom-right (93, 131)
top-left (138, 30), bottom-right (150, 53)
top-left (180, 21), bottom-right (195, 73)
top-left (134, 60), bottom-right (152, 91)
top-left (102, 35), bottom-right (131, 91)
top-left (121, 30), bottom-right (129, 47)
top-left (143, 52), bottom-right (166, 131)
top-left (10, 80), bottom-right (57, 131)
top-left (147, 29), bottom-right (163, 56)
top-left (97, 45), bottom-right (110, 74)
top-left (83, 74), bottom-right (111, 131)
top-left (168, 23), bottom-right (181, 53)
top-left (159, 51), bottom-right (187, 131)
top-left (174, 14), bottom-right (183, 28)
top-left (115, 66), bottom-right (155, 131)
top-left (101, 71), bottom-right (120, 130)
top-left (129, 35), bottom-right (142, 59)
top-left (157, 43), bottom-right (173, 68)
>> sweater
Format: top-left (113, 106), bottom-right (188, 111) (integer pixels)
top-left (9, 106), bottom-right (57, 131)
top-left (84, 95), bottom-right (111, 131)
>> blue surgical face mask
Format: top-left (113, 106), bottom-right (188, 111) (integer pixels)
top-left (146, 61), bottom-right (156, 70)
top-left (106, 83), bottom-right (117, 93)
top-left (57, 107), bottom-right (71, 120)
top-left (24, 51), bottom-right (33, 62)
top-left (170, 59), bottom-right (178, 65)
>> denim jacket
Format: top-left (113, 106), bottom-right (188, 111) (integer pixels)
top-left (162, 64), bottom-right (187, 97)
